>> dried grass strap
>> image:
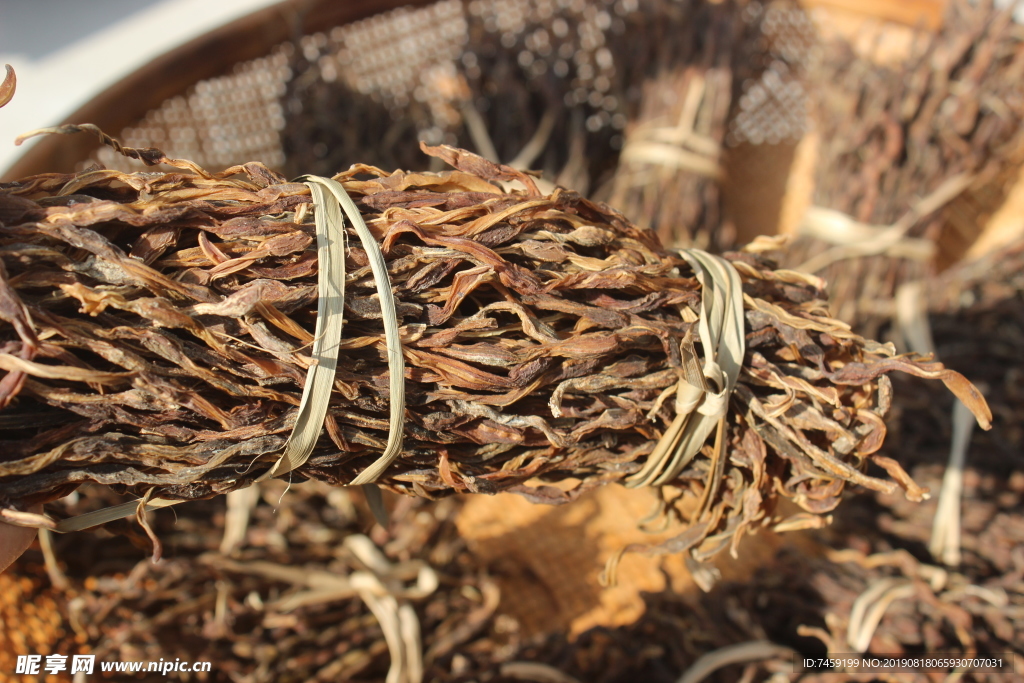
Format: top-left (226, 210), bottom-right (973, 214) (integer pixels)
top-left (253, 176), bottom-right (349, 481)
top-left (626, 249), bottom-right (745, 488)
top-left (54, 176), bottom-right (403, 532)
top-left (298, 176), bottom-right (406, 486)
top-left (257, 175), bottom-right (405, 484)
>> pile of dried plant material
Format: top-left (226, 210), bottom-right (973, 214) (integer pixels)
top-left (783, 0), bottom-right (1024, 338)
top-left (12, 468), bottom-right (1019, 683)
top-left (703, 422), bottom-right (1024, 683)
top-left (4, 482), bottom-right (488, 683)
top-left (506, 468), bottom-right (1023, 683)
top-left (3, 482), bottom-right (801, 683)
top-left (0, 130), bottom-right (992, 568)
top-left (746, 237), bottom-right (1024, 681)
top-left (918, 236), bottom-right (1024, 476)
top-left (895, 236), bottom-right (1024, 568)
top-left (794, 473), bottom-right (1024, 682)
top-left (595, 64), bottom-right (732, 251)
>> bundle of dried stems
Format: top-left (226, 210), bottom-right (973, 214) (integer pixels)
top-left (787, 0), bottom-right (1024, 335)
top-left (0, 128), bottom-right (990, 568)
top-left (280, 0), bottom-right (812, 250)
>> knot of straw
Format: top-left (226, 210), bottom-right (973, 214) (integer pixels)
top-left (625, 249), bottom-right (745, 488)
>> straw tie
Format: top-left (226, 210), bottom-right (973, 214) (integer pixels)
top-left (625, 248), bottom-right (745, 488)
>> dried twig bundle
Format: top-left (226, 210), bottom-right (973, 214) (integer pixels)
top-left (0, 131), bottom-right (990, 563)
top-left (786, 0), bottom-right (1024, 335)
top-left (598, 64), bottom-right (731, 250)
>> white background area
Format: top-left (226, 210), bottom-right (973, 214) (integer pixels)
top-left (0, 0), bottom-right (282, 175)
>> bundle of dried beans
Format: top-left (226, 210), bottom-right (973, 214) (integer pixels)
top-left (0, 130), bottom-right (989, 563)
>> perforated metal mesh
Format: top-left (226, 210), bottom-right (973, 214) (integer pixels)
top-left (96, 50), bottom-right (292, 172)
top-left (728, 1), bottom-right (817, 146)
